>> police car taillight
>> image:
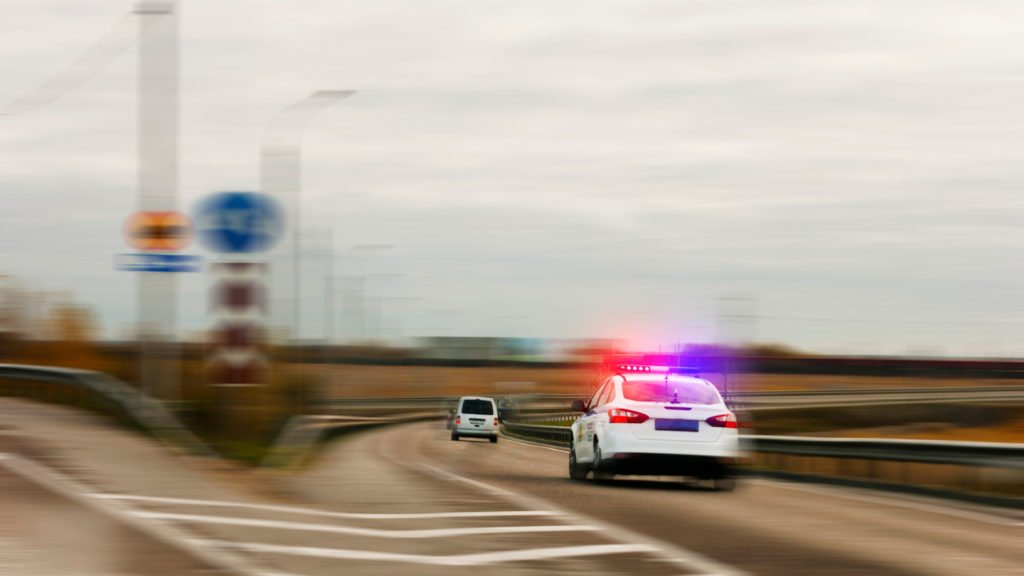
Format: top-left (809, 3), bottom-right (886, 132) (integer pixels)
top-left (705, 413), bottom-right (737, 429)
top-left (608, 408), bottom-right (648, 424)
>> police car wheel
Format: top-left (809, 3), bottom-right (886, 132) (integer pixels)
top-left (713, 477), bottom-right (737, 492)
top-left (568, 444), bottom-right (586, 480)
top-left (592, 443), bottom-right (613, 482)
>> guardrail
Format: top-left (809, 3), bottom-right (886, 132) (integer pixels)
top-left (502, 420), bottom-right (1024, 468)
top-left (502, 421), bottom-right (573, 444)
top-left (511, 412), bottom-right (580, 424)
top-left (0, 364), bottom-right (215, 457)
top-left (739, 385), bottom-right (1024, 398)
top-left (261, 412), bottom-right (442, 469)
top-left (317, 386), bottom-right (1024, 415)
top-left (502, 420), bottom-right (1024, 502)
top-left (750, 435), bottom-right (1024, 469)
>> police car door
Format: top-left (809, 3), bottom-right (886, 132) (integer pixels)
top-left (577, 379), bottom-right (609, 463)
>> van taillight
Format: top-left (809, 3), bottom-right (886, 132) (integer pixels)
top-left (608, 408), bottom-right (648, 424)
top-left (455, 416), bottom-right (461, 425)
top-left (705, 413), bottom-right (737, 428)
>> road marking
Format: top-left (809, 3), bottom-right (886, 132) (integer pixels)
top-left (93, 493), bottom-right (555, 520)
top-left (0, 453), bottom-right (270, 576)
top-left (412, 461), bottom-right (750, 576)
top-left (755, 479), bottom-right (1024, 527)
top-left (200, 540), bottom-right (658, 566)
top-left (135, 511), bottom-right (599, 538)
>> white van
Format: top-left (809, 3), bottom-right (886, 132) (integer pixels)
top-left (450, 396), bottom-right (499, 443)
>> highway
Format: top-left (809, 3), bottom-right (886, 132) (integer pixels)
top-left (276, 422), bottom-right (1023, 576)
top-left (2, 398), bottom-right (1022, 576)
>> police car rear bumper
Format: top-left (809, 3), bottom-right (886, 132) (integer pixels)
top-left (597, 453), bottom-right (736, 478)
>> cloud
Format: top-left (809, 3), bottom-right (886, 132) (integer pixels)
top-left (1, 0), bottom-right (1023, 354)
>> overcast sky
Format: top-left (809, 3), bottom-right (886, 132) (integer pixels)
top-left (3, 0), bottom-right (1024, 356)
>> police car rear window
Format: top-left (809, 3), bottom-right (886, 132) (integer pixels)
top-left (622, 381), bottom-right (720, 405)
top-left (461, 399), bottom-right (494, 415)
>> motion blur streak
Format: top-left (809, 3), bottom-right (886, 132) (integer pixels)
top-left (4, 1), bottom-right (1024, 574)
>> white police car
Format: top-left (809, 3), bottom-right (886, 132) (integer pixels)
top-left (568, 365), bottom-right (740, 490)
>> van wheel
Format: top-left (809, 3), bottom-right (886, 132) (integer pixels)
top-left (450, 431), bottom-right (459, 441)
top-left (490, 435), bottom-right (498, 443)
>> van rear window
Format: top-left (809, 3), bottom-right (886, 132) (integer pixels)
top-left (461, 399), bottom-right (494, 415)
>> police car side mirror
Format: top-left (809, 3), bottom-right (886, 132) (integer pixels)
top-left (570, 399), bottom-right (587, 412)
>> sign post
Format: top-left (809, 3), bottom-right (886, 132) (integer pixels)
top-left (195, 191), bottom-right (282, 436)
top-left (119, 208), bottom-right (195, 406)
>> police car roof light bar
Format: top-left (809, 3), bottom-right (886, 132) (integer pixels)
top-left (614, 364), bottom-right (701, 375)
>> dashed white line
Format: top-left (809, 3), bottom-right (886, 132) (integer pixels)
top-left (201, 540), bottom-right (658, 566)
top-left (92, 493), bottom-right (555, 520)
top-left (134, 511), bottom-right (599, 539)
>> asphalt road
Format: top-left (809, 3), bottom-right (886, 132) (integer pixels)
top-left (286, 421), bottom-right (1024, 576)
top-left (2, 398), bottom-right (1021, 576)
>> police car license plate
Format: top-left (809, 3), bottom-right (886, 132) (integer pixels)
top-left (655, 419), bottom-right (699, 432)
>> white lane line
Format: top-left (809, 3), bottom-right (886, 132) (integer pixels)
top-left (412, 461), bottom-right (750, 576)
top-left (754, 479), bottom-right (1024, 527)
top-left (0, 453), bottom-right (271, 576)
top-left (134, 511), bottom-right (599, 539)
top-left (92, 493), bottom-right (554, 520)
top-left (201, 540), bottom-right (657, 566)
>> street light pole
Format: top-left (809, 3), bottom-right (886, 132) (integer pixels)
top-left (136, 0), bottom-right (179, 404)
top-left (261, 90), bottom-right (355, 342)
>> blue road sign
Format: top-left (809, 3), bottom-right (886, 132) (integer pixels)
top-left (116, 253), bottom-right (203, 273)
top-left (194, 192), bottom-right (283, 254)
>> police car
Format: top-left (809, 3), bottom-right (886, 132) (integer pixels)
top-left (568, 364), bottom-right (740, 490)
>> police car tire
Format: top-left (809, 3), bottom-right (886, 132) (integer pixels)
top-left (568, 444), bottom-right (586, 481)
top-left (592, 443), bottom-right (613, 482)
top-left (714, 477), bottom-right (737, 492)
